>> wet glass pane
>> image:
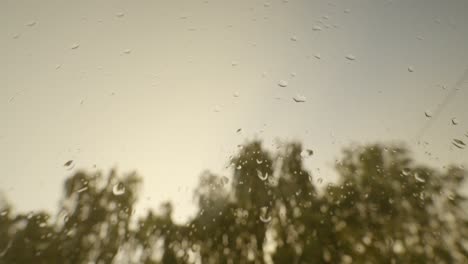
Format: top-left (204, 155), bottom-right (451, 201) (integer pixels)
top-left (1, 0), bottom-right (468, 263)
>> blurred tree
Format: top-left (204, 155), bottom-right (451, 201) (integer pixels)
top-left (0, 141), bottom-right (467, 263)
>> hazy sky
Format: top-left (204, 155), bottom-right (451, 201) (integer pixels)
top-left (1, 0), bottom-right (468, 222)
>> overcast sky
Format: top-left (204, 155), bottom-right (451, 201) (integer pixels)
top-left (1, 0), bottom-right (468, 222)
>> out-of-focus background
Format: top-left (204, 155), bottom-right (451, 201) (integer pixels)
top-left (1, 0), bottom-right (468, 263)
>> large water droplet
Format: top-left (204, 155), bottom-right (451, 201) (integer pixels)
top-left (290, 36), bottom-right (298, 41)
top-left (257, 169), bottom-right (268, 181)
top-left (71, 43), bottom-right (80, 50)
top-left (278, 80), bottom-right (288, 87)
top-left (345, 54), bottom-right (356, 61)
top-left (424, 111), bottom-right (432, 118)
top-left (312, 25), bottom-right (322, 31)
top-left (259, 206), bottom-right (271, 223)
top-left (77, 186), bottom-right (88, 193)
top-left (112, 183), bottom-right (126, 196)
top-left (452, 139), bottom-right (466, 149)
top-left (26, 21), bottom-right (37, 27)
top-left (414, 173), bottom-right (425, 183)
top-left (451, 118), bottom-right (459, 125)
top-left (233, 92), bottom-right (240, 97)
top-left (301, 149), bottom-right (314, 158)
top-left (256, 159), bottom-right (263, 164)
top-left (401, 168), bottom-right (411, 176)
top-left (293, 94), bottom-right (306, 103)
top-left (64, 160), bottom-right (75, 170)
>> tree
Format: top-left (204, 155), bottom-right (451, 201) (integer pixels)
top-left (1, 141), bottom-right (467, 263)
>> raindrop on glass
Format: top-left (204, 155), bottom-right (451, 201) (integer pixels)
top-left (312, 25), bottom-right (322, 31)
top-left (112, 183), bottom-right (126, 196)
top-left (231, 61), bottom-right (238, 66)
top-left (290, 36), bottom-right (297, 41)
top-left (116, 12), bottom-right (125, 18)
top-left (408, 66), bottom-right (414, 72)
top-left (64, 160), bottom-right (75, 170)
top-left (257, 169), bottom-right (268, 181)
top-left (71, 43), bottom-right (80, 50)
top-left (77, 186), bottom-right (88, 193)
top-left (451, 118), bottom-right (459, 125)
top-left (452, 139), bottom-right (466, 149)
top-left (293, 94), bottom-right (306, 103)
top-left (345, 54), bottom-right (356, 61)
top-left (222, 176), bottom-right (229, 185)
top-left (259, 206), bottom-right (271, 223)
top-left (123, 49), bottom-right (132, 54)
top-left (278, 80), bottom-right (288, 87)
top-left (236, 128), bottom-right (242, 133)
top-left (401, 168), bottom-right (410, 176)
top-left (414, 173), bottom-right (425, 183)
top-left (233, 92), bottom-right (240, 97)
top-left (301, 149), bottom-right (314, 158)
top-left (314, 54), bottom-right (321, 59)
top-left (424, 111), bottom-right (432, 118)
top-left (26, 21), bottom-right (37, 27)
top-left (256, 159), bottom-right (263, 164)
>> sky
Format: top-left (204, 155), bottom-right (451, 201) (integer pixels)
top-left (1, 0), bottom-right (468, 222)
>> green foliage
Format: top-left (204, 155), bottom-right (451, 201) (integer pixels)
top-left (1, 141), bottom-right (467, 263)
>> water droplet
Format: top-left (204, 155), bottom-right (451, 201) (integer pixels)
top-left (222, 176), bottom-right (229, 185)
top-left (292, 94), bottom-right (306, 103)
top-left (112, 183), bottom-right (126, 196)
top-left (447, 193), bottom-right (455, 200)
top-left (301, 149), bottom-right (314, 157)
top-left (278, 80), bottom-right (288, 87)
top-left (452, 139), bottom-right (466, 149)
top-left (290, 36), bottom-right (297, 41)
top-left (408, 66), bottom-right (414, 72)
top-left (116, 12), bottom-right (125, 18)
top-left (256, 159), bottom-right (263, 164)
top-left (213, 105), bottom-right (221, 112)
top-left (0, 210), bottom-right (7, 217)
top-left (64, 160), bottom-right (75, 170)
top-left (233, 92), bottom-right (240, 97)
top-left (424, 111), bottom-right (432, 118)
top-left (345, 54), bottom-right (356, 61)
top-left (401, 168), bottom-right (411, 176)
top-left (71, 43), bottom-right (80, 50)
top-left (77, 186), bottom-right (88, 193)
top-left (290, 72), bottom-right (297, 77)
top-left (236, 165), bottom-right (242, 170)
top-left (55, 64), bottom-right (62, 70)
top-left (314, 54), bottom-right (321, 59)
top-left (236, 128), bottom-right (242, 133)
top-left (344, 9), bottom-right (351, 14)
top-left (13, 34), bottom-right (20, 39)
top-left (414, 173), bottom-right (425, 183)
top-left (231, 61), bottom-right (238, 66)
top-left (123, 49), bottom-right (132, 54)
top-left (451, 118), bottom-right (459, 125)
top-left (259, 207), bottom-right (271, 223)
top-left (317, 178), bottom-right (323, 184)
top-left (26, 21), bottom-right (37, 27)
top-left (312, 25), bottom-right (322, 31)
top-left (257, 169), bottom-right (268, 181)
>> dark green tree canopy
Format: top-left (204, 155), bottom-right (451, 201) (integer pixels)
top-left (1, 141), bottom-right (467, 263)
